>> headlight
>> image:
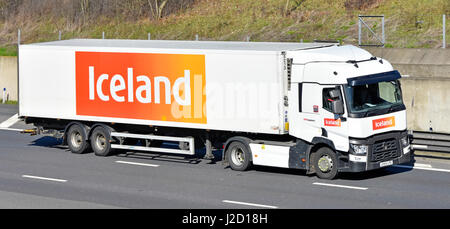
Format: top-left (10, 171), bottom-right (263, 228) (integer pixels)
top-left (400, 136), bottom-right (409, 146)
top-left (350, 144), bottom-right (368, 155)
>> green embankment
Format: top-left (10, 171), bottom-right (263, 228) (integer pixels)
top-left (0, 0), bottom-right (448, 56)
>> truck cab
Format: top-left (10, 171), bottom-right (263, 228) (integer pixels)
top-left (286, 45), bottom-right (412, 179)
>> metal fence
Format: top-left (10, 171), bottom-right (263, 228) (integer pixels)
top-left (17, 30), bottom-right (251, 45)
top-left (358, 14), bottom-right (447, 48)
top-left (358, 15), bottom-right (385, 47)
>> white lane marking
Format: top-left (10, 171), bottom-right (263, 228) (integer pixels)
top-left (414, 163), bottom-right (432, 168)
top-left (393, 165), bottom-right (450, 173)
top-left (222, 200), bottom-right (278, 209)
top-left (22, 175), bottom-right (67, 183)
top-left (115, 160), bottom-right (160, 167)
top-left (0, 114), bottom-right (19, 128)
top-left (313, 182), bottom-right (368, 190)
top-left (0, 127), bottom-right (23, 132)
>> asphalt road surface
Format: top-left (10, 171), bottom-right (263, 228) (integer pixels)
top-left (0, 104), bottom-right (450, 209)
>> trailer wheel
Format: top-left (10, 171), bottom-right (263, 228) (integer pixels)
top-left (67, 124), bottom-right (91, 154)
top-left (226, 141), bottom-right (252, 171)
top-left (313, 147), bottom-right (339, 180)
top-left (90, 126), bottom-right (114, 157)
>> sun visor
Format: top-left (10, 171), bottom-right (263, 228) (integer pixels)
top-left (347, 70), bottom-right (401, 86)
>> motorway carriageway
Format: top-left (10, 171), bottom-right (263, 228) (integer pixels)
top-left (0, 113), bottom-right (450, 208)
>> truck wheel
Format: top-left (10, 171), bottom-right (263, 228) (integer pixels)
top-left (313, 147), bottom-right (339, 180)
top-left (226, 141), bottom-right (252, 171)
top-left (67, 124), bottom-right (91, 154)
top-left (90, 126), bottom-right (114, 157)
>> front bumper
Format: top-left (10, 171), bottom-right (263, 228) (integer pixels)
top-left (341, 150), bottom-right (412, 173)
top-left (339, 130), bottom-right (413, 173)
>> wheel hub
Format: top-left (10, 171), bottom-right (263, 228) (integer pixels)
top-left (231, 148), bottom-right (245, 166)
top-left (95, 134), bottom-right (107, 150)
top-left (71, 132), bottom-right (82, 148)
top-left (318, 155), bottom-right (333, 172)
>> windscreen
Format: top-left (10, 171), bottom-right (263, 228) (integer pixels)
top-left (344, 80), bottom-right (404, 117)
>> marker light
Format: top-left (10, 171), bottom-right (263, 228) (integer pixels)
top-left (400, 136), bottom-right (409, 147)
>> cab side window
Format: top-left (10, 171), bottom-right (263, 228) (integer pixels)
top-left (322, 88), bottom-right (334, 112)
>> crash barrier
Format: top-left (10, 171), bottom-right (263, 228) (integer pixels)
top-left (411, 131), bottom-right (450, 153)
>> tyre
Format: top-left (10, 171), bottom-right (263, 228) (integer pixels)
top-left (313, 147), bottom-right (339, 180)
top-left (90, 126), bottom-right (114, 157)
top-left (66, 124), bottom-right (91, 154)
top-left (226, 141), bottom-right (252, 171)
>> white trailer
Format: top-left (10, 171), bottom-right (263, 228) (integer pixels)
top-left (19, 39), bottom-right (412, 179)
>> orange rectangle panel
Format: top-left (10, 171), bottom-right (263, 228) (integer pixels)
top-left (372, 116), bottom-right (395, 130)
top-left (324, 118), bottom-right (341, 127)
top-left (75, 52), bottom-right (206, 124)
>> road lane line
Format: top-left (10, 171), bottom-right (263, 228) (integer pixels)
top-left (0, 114), bottom-right (19, 128)
top-left (313, 182), bottom-right (368, 190)
top-left (222, 200), bottom-right (278, 209)
top-left (0, 127), bottom-right (23, 132)
top-left (413, 163), bottom-right (432, 168)
top-left (22, 175), bottom-right (67, 183)
top-left (115, 160), bottom-right (160, 167)
top-left (393, 165), bottom-right (450, 173)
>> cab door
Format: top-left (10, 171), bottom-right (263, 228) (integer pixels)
top-left (319, 86), bottom-right (349, 152)
top-left (288, 81), bottom-right (322, 142)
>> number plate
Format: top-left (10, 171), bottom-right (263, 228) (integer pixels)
top-left (380, 160), bottom-right (393, 167)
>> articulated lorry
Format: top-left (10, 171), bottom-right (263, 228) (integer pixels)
top-left (19, 39), bottom-right (412, 179)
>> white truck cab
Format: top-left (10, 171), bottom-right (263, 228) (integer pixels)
top-left (281, 45), bottom-right (411, 179)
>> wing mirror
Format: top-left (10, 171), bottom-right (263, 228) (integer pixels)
top-left (331, 100), bottom-right (344, 115)
top-left (329, 87), bottom-right (344, 115)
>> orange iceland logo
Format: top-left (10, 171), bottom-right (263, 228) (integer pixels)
top-left (75, 52), bottom-right (206, 123)
top-left (324, 118), bottom-right (341, 127)
top-left (372, 116), bottom-right (395, 130)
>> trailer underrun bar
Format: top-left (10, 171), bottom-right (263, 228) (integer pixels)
top-left (110, 132), bottom-right (195, 155)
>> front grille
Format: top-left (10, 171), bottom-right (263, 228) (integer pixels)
top-left (371, 138), bottom-right (399, 162)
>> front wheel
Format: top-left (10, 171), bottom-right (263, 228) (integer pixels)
top-left (313, 147), bottom-right (339, 180)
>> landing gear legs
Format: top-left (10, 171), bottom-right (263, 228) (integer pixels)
top-left (203, 132), bottom-right (215, 160)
